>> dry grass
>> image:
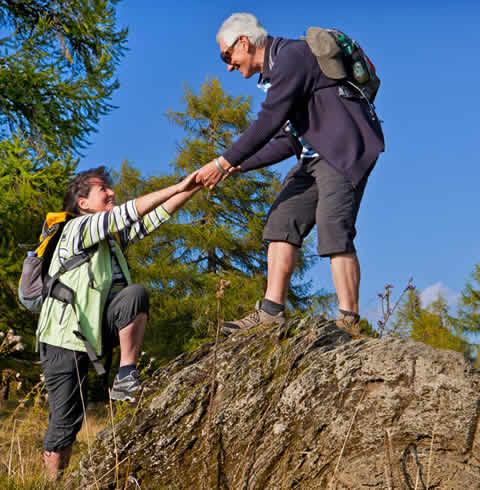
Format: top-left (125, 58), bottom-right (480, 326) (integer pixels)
top-left (0, 399), bottom-right (108, 489)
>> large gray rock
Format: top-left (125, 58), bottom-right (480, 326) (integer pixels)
top-left (77, 316), bottom-right (480, 489)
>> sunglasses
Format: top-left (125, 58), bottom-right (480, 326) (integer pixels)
top-left (220, 38), bottom-right (239, 64)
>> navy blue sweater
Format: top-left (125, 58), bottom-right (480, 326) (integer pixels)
top-left (222, 36), bottom-right (385, 185)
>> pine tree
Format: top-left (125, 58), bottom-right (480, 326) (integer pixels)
top-left (114, 79), bottom-right (318, 358)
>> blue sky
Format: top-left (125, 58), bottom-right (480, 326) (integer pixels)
top-left (79, 1), bottom-right (480, 326)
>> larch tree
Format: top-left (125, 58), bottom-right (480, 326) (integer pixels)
top-left (458, 264), bottom-right (480, 336)
top-left (392, 287), bottom-right (473, 359)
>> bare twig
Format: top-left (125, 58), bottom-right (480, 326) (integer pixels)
top-left (377, 278), bottom-right (415, 337)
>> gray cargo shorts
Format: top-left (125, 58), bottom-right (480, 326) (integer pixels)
top-left (40, 283), bottom-right (149, 451)
top-left (263, 157), bottom-right (372, 257)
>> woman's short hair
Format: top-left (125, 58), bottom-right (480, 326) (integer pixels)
top-left (63, 166), bottom-right (112, 215)
top-left (217, 13), bottom-right (268, 48)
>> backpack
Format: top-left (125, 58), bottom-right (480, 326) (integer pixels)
top-left (304, 27), bottom-right (380, 118)
top-left (18, 212), bottom-right (95, 312)
top-left (19, 212), bottom-right (107, 375)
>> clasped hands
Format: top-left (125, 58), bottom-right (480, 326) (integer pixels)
top-left (194, 156), bottom-right (238, 190)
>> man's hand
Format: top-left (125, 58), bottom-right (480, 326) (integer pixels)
top-left (196, 157), bottom-right (232, 190)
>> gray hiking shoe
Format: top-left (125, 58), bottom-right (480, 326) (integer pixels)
top-left (221, 300), bottom-right (286, 336)
top-left (110, 369), bottom-right (141, 402)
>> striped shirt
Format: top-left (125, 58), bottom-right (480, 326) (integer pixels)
top-left (257, 78), bottom-right (319, 162)
top-left (56, 199), bottom-right (170, 298)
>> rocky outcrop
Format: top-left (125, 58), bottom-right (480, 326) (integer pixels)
top-left (77, 316), bottom-right (480, 489)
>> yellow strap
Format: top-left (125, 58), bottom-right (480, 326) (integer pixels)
top-left (35, 212), bottom-right (74, 256)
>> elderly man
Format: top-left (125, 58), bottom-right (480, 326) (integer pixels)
top-left (196, 13), bottom-right (384, 335)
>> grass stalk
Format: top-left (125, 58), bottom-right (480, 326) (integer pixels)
top-left (108, 389), bottom-right (119, 489)
top-left (8, 417), bottom-right (18, 475)
top-left (123, 456), bottom-right (131, 489)
top-left (129, 387), bottom-right (145, 426)
top-left (17, 434), bottom-right (24, 485)
top-left (426, 414), bottom-right (437, 488)
top-left (87, 455), bottom-right (130, 489)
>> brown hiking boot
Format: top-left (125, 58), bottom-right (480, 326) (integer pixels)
top-left (336, 311), bottom-right (361, 337)
top-left (222, 301), bottom-right (286, 336)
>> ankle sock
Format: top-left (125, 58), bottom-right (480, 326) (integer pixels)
top-left (118, 364), bottom-right (136, 380)
top-left (261, 298), bottom-right (285, 316)
top-left (338, 309), bottom-right (360, 322)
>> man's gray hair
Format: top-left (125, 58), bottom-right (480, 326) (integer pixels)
top-left (217, 13), bottom-right (268, 48)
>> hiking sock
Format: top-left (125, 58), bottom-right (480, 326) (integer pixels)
top-left (118, 364), bottom-right (136, 380)
top-left (338, 309), bottom-right (360, 323)
top-left (261, 298), bottom-right (285, 316)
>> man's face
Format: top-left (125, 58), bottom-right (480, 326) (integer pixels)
top-left (79, 178), bottom-right (115, 214)
top-left (219, 36), bottom-right (259, 79)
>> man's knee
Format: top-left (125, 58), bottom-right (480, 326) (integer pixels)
top-left (268, 241), bottom-right (300, 270)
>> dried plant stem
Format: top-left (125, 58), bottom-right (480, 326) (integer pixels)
top-left (87, 456), bottom-right (130, 489)
top-left (129, 387), bottom-right (145, 426)
top-left (207, 280), bottom-right (231, 427)
top-left (414, 462), bottom-right (420, 490)
top-left (8, 418), bottom-right (18, 475)
top-left (378, 278), bottom-right (414, 337)
top-left (17, 434), bottom-right (24, 484)
top-left (384, 429), bottom-right (396, 489)
top-left (123, 456), bottom-right (131, 489)
top-left (427, 416), bottom-right (437, 488)
top-left (108, 390), bottom-right (119, 489)
top-left (329, 386), bottom-right (367, 487)
top-left (207, 298), bottom-right (221, 425)
top-left (201, 280), bottom-right (230, 490)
